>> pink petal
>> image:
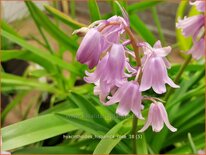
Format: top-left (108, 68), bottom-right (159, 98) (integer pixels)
top-left (138, 104), bottom-right (155, 132)
top-left (176, 15), bottom-right (204, 39)
top-left (188, 38), bottom-right (205, 60)
top-left (165, 77), bottom-right (180, 88)
top-left (158, 103), bottom-right (177, 132)
top-left (190, 1), bottom-right (205, 12)
top-left (151, 57), bottom-right (166, 94)
top-left (116, 86), bottom-right (133, 116)
top-left (140, 58), bottom-right (152, 91)
top-left (151, 104), bottom-right (164, 132)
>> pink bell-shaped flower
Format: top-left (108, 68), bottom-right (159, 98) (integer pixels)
top-left (76, 28), bottom-right (106, 69)
top-left (84, 44), bottom-right (129, 102)
top-left (176, 15), bottom-right (204, 39)
top-left (190, 0), bottom-right (205, 12)
top-left (188, 38), bottom-right (205, 60)
top-left (84, 43), bottom-right (127, 85)
top-left (105, 81), bottom-right (143, 119)
top-left (140, 41), bottom-right (179, 94)
top-left (139, 102), bottom-right (177, 132)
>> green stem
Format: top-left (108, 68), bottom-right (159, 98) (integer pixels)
top-left (132, 115), bottom-right (138, 154)
top-left (70, 0), bottom-right (76, 18)
top-left (188, 133), bottom-right (197, 154)
top-left (164, 55), bottom-right (192, 101)
top-left (151, 7), bottom-right (166, 45)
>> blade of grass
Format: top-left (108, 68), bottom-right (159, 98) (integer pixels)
top-left (88, 0), bottom-right (101, 22)
top-left (1, 30), bottom-right (80, 75)
top-left (1, 72), bottom-right (60, 94)
top-left (70, 0), bottom-right (76, 18)
top-left (130, 14), bottom-right (156, 45)
top-left (151, 7), bottom-right (166, 45)
top-left (2, 91), bottom-right (28, 123)
top-left (44, 5), bottom-right (85, 29)
top-left (93, 118), bottom-right (131, 154)
top-left (25, 1), bottom-right (78, 53)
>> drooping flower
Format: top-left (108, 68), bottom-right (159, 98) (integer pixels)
top-left (84, 44), bottom-right (126, 85)
top-left (190, 0), bottom-right (205, 12)
top-left (140, 41), bottom-right (179, 94)
top-left (188, 38), bottom-right (205, 59)
top-left (176, 15), bottom-right (204, 39)
top-left (176, 0), bottom-right (205, 60)
top-left (84, 44), bottom-right (132, 102)
top-left (139, 102), bottom-right (177, 132)
top-left (105, 81), bottom-right (143, 119)
top-left (76, 28), bottom-right (106, 69)
top-left (76, 14), bottom-right (129, 69)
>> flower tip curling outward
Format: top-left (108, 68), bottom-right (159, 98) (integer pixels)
top-left (105, 81), bottom-right (144, 119)
top-left (138, 102), bottom-right (177, 133)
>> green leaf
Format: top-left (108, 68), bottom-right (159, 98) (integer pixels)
top-left (127, 1), bottom-right (163, 14)
top-left (55, 113), bottom-right (108, 136)
top-left (93, 118), bottom-right (131, 154)
top-left (1, 20), bottom-right (22, 38)
top-left (1, 30), bottom-right (80, 75)
top-left (25, 1), bottom-right (78, 53)
top-left (44, 5), bottom-right (86, 29)
top-left (2, 104), bottom-right (114, 151)
top-left (1, 50), bottom-right (56, 73)
top-left (70, 0), bottom-right (76, 18)
top-left (2, 108), bottom-right (79, 150)
top-left (151, 7), bottom-right (166, 45)
top-left (130, 14), bottom-right (156, 45)
top-left (1, 72), bottom-right (60, 94)
top-left (68, 93), bottom-right (108, 126)
top-left (2, 91), bottom-right (28, 123)
top-left (88, 0), bottom-right (101, 22)
top-left (188, 133), bottom-right (197, 154)
top-left (168, 133), bottom-right (205, 154)
top-left (137, 133), bottom-right (148, 154)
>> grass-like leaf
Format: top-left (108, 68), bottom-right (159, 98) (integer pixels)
top-left (93, 118), bottom-right (131, 154)
top-left (130, 14), bottom-right (156, 45)
top-left (1, 30), bottom-right (80, 75)
top-left (44, 5), bottom-right (86, 29)
top-left (88, 0), bottom-right (101, 22)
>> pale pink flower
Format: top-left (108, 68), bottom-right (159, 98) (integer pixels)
top-left (198, 149), bottom-right (205, 154)
top-left (140, 41), bottom-right (179, 94)
top-left (84, 44), bottom-right (132, 102)
top-left (105, 81), bottom-right (143, 119)
top-left (84, 44), bottom-right (126, 85)
top-left (176, 1), bottom-right (205, 60)
top-left (176, 15), bottom-right (204, 39)
top-left (188, 38), bottom-right (205, 59)
top-left (76, 14), bottom-right (128, 69)
top-left (76, 28), bottom-right (107, 69)
top-left (190, 0), bottom-right (205, 12)
top-left (139, 102), bottom-right (177, 132)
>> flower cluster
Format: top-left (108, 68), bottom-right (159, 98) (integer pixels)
top-left (74, 4), bottom-right (179, 132)
top-left (176, 0), bottom-right (205, 59)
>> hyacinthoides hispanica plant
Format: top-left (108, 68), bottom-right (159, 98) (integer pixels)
top-left (73, 2), bottom-right (181, 153)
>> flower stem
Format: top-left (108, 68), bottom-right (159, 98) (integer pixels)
top-left (124, 26), bottom-right (142, 154)
top-left (164, 55), bottom-right (192, 101)
top-left (124, 27), bottom-right (141, 67)
top-left (132, 115), bottom-right (138, 154)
